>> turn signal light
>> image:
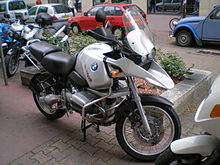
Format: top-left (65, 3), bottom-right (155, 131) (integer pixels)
top-left (111, 69), bottom-right (120, 77)
top-left (210, 105), bottom-right (220, 118)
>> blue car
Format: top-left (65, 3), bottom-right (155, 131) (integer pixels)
top-left (172, 5), bottom-right (220, 47)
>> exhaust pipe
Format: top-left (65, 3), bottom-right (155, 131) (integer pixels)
top-left (39, 94), bottom-right (60, 105)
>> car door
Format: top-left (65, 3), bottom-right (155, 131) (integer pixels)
top-left (27, 6), bottom-right (38, 23)
top-left (80, 6), bottom-right (103, 31)
top-left (202, 8), bottom-right (220, 41)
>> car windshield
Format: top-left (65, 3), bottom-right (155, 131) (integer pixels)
top-left (0, 3), bottom-right (6, 12)
top-left (123, 8), bottom-right (154, 56)
top-left (9, 1), bottom-right (26, 10)
top-left (53, 5), bottom-right (71, 14)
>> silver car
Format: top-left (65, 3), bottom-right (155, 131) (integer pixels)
top-left (27, 4), bottom-right (73, 23)
top-left (156, 0), bottom-right (181, 12)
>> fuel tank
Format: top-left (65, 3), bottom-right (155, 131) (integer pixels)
top-left (75, 43), bottom-right (113, 90)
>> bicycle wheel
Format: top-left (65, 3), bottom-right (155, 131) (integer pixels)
top-left (169, 18), bottom-right (180, 31)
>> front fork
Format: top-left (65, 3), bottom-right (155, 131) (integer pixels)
top-left (127, 76), bottom-right (153, 136)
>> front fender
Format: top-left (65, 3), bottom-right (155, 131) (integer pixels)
top-left (140, 93), bottom-right (173, 107)
top-left (174, 24), bottom-right (200, 41)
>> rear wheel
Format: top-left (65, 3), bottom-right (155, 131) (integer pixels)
top-left (155, 148), bottom-right (204, 165)
top-left (176, 30), bottom-right (193, 47)
top-left (71, 23), bottom-right (80, 34)
top-left (31, 73), bottom-right (66, 120)
top-left (116, 103), bottom-right (181, 161)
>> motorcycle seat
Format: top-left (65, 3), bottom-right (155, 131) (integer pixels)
top-left (29, 41), bottom-right (62, 62)
top-left (41, 51), bottom-right (77, 76)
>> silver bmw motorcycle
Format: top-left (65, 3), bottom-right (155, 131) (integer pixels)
top-left (28, 8), bottom-right (181, 161)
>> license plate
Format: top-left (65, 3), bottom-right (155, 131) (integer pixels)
top-left (62, 15), bottom-right (69, 18)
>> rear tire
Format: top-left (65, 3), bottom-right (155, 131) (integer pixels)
top-left (31, 73), bottom-right (66, 120)
top-left (71, 23), bottom-right (80, 34)
top-left (155, 148), bottom-right (204, 165)
top-left (116, 103), bottom-right (181, 161)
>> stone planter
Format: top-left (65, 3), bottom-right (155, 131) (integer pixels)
top-left (20, 67), bottom-right (212, 113)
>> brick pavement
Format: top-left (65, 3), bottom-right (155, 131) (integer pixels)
top-left (7, 105), bottom-right (203, 165)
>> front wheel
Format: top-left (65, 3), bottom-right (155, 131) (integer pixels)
top-left (155, 148), bottom-right (204, 165)
top-left (5, 54), bottom-right (19, 77)
top-left (116, 103), bottom-right (181, 161)
top-left (176, 30), bottom-right (193, 47)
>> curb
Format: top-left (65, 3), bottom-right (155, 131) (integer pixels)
top-left (20, 67), bottom-right (212, 114)
top-left (161, 69), bottom-right (212, 114)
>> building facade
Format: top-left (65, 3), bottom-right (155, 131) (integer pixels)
top-left (24, 0), bottom-right (220, 17)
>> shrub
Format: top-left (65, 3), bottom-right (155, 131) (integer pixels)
top-left (156, 49), bottom-right (194, 80)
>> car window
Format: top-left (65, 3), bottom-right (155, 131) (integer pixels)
top-left (9, 1), bottom-right (26, 10)
top-left (0, 3), bottom-right (6, 12)
top-left (104, 6), bottom-right (115, 16)
top-left (211, 9), bottom-right (220, 20)
top-left (53, 5), bottom-right (71, 14)
top-left (87, 6), bottom-right (103, 16)
top-left (115, 7), bottom-right (123, 16)
top-left (37, 6), bottom-right (48, 14)
top-left (28, 7), bottom-right (37, 15)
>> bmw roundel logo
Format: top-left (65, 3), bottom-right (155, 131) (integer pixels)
top-left (91, 63), bottom-right (98, 71)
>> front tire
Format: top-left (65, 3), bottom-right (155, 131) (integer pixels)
top-left (176, 30), bottom-right (193, 47)
top-left (155, 148), bottom-right (204, 165)
top-left (31, 73), bottom-right (66, 120)
top-left (5, 54), bottom-right (19, 77)
top-left (116, 103), bottom-right (181, 161)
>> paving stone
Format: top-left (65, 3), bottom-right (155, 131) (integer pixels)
top-left (43, 158), bottom-right (60, 165)
top-left (108, 145), bottom-right (127, 159)
top-left (79, 143), bottom-right (99, 156)
top-left (95, 139), bottom-right (114, 152)
top-left (51, 140), bottom-right (71, 152)
top-left (32, 141), bottom-right (56, 155)
top-left (47, 148), bottom-right (73, 162)
top-left (31, 151), bottom-right (52, 164)
top-left (93, 149), bottom-right (113, 162)
top-left (67, 138), bottom-right (86, 149)
top-left (85, 134), bottom-right (102, 146)
top-left (92, 159), bottom-right (109, 165)
top-left (9, 152), bottom-right (37, 165)
top-left (59, 149), bottom-right (98, 165)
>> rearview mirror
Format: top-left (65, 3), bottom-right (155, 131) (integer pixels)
top-left (96, 9), bottom-right (106, 23)
top-left (84, 12), bottom-right (88, 16)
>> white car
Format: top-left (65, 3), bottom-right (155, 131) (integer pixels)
top-left (27, 4), bottom-right (73, 23)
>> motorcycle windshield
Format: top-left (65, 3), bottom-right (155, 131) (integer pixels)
top-left (123, 8), bottom-right (154, 56)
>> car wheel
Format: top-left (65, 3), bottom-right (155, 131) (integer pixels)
top-left (176, 30), bottom-right (193, 47)
top-left (71, 23), bottom-right (80, 34)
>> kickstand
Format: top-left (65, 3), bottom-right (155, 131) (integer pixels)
top-left (80, 119), bottom-right (93, 142)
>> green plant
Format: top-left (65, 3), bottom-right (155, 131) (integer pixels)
top-left (69, 32), bottom-right (96, 55)
top-left (157, 50), bottom-right (194, 80)
top-left (41, 29), bottom-right (70, 54)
